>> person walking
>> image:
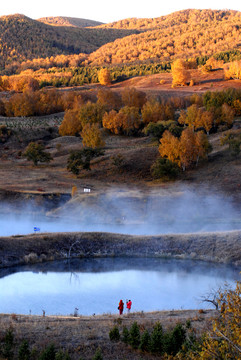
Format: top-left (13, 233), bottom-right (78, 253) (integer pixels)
top-left (126, 299), bottom-right (132, 313)
top-left (118, 299), bottom-right (124, 315)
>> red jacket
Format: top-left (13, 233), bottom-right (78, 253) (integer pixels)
top-left (119, 300), bottom-right (124, 310)
top-left (127, 300), bottom-right (132, 309)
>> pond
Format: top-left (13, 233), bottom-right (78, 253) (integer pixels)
top-left (0, 258), bottom-right (239, 316)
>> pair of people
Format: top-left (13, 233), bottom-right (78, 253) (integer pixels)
top-left (118, 299), bottom-right (132, 315)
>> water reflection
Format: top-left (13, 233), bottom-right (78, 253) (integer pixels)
top-left (0, 258), bottom-right (239, 315)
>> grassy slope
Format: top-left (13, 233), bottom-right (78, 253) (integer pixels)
top-left (0, 230), bottom-right (240, 268)
top-left (0, 310), bottom-right (215, 360)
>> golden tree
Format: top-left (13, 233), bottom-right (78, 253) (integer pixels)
top-left (59, 109), bottom-right (81, 136)
top-left (159, 128), bottom-right (210, 171)
top-left (199, 111), bottom-right (214, 135)
top-left (121, 87), bottom-right (146, 109)
top-left (178, 104), bottom-right (202, 130)
top-left (171, 59), bottom-right (190, 87)
top-left (221, 103), bottom-right (235, 127)
top-left (98, 68), bottom-right (111, 85)
top-left (78, 101), bottom-right (104, 128)
top-left (159, 130), bottom-right (180, 165)
top-left (97, 88), bottom-right (121, 111)
top-left (224, 61), bottom-right (241, 80)
top-left (179, 127), bottom-right (197, 171)
top-left (102, 110), bottom-right (120, 134)
top-left (195, 281), bottom-right (241, 360)
top-left (119, 106), bottom-right (141, 135)
top-left (103, 107), bottom-right (140, 135)
top-left (141, 99), bottom-right (165, 124)
top-left (81, 123), bottom-right (105, 148)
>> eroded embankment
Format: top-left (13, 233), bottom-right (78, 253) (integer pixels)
top-left (0, 230), bottom-right (240, 268)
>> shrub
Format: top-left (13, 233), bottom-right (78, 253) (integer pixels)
top-left (111, 153), bottom-right (124, 170)
top-left (109, 326), bottom-right (120, 342)
top-left (151, 158), bottom-right (180, 180)
top-left (143, 122), bottom-right (166, 139)
top-left (23, 142), bottom-right (53, 166)
top-left (67, 148), bottom-right (104, 175)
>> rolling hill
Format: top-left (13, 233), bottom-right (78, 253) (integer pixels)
top-left (0, 14), bottom-right (138, 70)
top-left (88, 9), bottom-right (241, 65)
top-left (0, 9), bottom-right (241, 72)
top-left (38, 16), bottom-right (103, 28)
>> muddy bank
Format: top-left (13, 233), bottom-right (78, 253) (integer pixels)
top-left (0, 230), bottom-right (240, 268)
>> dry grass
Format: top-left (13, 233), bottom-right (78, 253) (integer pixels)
top-left (0, 230), bottom-right (240, 269)
top-left (0, 310), bottom-right (215, 360)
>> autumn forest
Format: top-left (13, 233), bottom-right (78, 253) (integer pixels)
top-left (0, 7), bottom-right (240, 360)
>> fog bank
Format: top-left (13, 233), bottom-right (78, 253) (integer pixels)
top-left (0, 185), bottom-right (240, 236)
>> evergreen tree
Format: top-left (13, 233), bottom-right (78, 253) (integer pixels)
top-left (18, 340), bottom-right (30, 360)
top-left (139, 330), bottom-right (151, 352)
top-left (122, 326), bottom-right (130, 344)
top-left (129, 322), bottom-right (140, 349)
top-left (2, 329), bottom-right (14, 360)
top-left (92, 348), bottom-right (103, 360)
top-left (38, 344), bottom-right (56, 360)
top-left (150, 322), bottom-right (163, 354)
top-left (109, 326), bottom-right (120, 342)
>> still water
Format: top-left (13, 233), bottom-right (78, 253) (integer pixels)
top-left (0, 258), bottom-right (239, 316)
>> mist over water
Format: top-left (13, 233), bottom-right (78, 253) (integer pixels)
top-left (0, 185), bottom-right (240, 236)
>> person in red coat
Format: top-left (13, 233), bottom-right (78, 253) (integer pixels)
top-left (126, 299), bottom-right (132, 313)
top-left (118, 299), bottom-right (124, 315)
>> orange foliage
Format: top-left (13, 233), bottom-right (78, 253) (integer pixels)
top-left (98, 68), bottom-right (112, 85)
top-left (224, 61), bottom-right (241, 79)
top-left (97, 88), bottom-right (121, 111)
top-left (89, 10), bottom-right (241, 66)
top-left (172, 59), bottom-right (190, 87)
top-left (141, 99), bottom-right (174, 125)
top-left (103, 106), bottom-right (141, 135)
top-left (3, 75), bottom-right (39, 92)
top-left (121, 87), bottom-right (146, 108)
top-left (81, 123), bottom-right (105, 148)
top-left (159, 128), bottom-right (210, 171)
top-left (59, 109), bottom-right (81, 136)
top-left (221, 103), bottom-right (235, 126)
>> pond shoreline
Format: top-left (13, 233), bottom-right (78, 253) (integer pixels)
top-left (0, 230), bottom-right (240, 268)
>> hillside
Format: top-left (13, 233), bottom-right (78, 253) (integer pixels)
top-left (97, 8), bottom-right (240, 30)
top-left (0, 14), bottom-right (138, 70)
top-left (0, 10), bottom-right (241, 71)
top-left (88, 9), bottom-right (241, 64)
top-left (38, 16), bottom-right (103, 28)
